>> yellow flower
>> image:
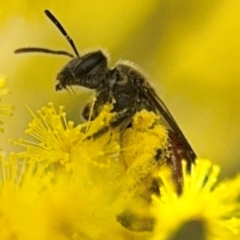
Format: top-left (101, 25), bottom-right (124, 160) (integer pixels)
top-left (0, 104), bottom-right (122, 240)
top-left (1, 101), bottom-right (240, 240)
top-left (151, 160), bottom-right (240, 240)
top-left (4, 103), bottom-right (165, 239)
top-left (10, 103), bottom-right (119, 169)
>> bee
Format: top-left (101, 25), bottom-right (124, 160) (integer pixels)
top-left (15, 10), bottom-right (196, 192)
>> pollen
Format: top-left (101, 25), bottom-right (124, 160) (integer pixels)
top-left (9, 102), bottom-right (119, 170)
top-left (120, 110), bottom-right (168, 183)
top-left (10, 103), bottom-right (82, 167)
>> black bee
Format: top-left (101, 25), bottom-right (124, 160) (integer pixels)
top-left (15, 10), bottom-right (196, 192)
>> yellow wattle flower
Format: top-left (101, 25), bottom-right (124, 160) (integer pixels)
top-left (152, 160), bottom-right (240, 240)
top-left (0, 98), bottom-right (240, 240)
top-left (9, 103), bottom-right (119, 169)
top-left (2, 103), bottom-right (168, 239)
top-left (1, 2), bottom-right (240, 239)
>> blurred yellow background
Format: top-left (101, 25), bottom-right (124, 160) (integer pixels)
top-left (0, 0), bottom-right (240, 177)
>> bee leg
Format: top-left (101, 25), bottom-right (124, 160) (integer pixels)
top-left (85, 107), bottom-right (136, 140)
top-left (110, 108), bottom-right (136, 129)
top-left (81, 101), bottom-right (99, 120)
top-left (116, 211), bottom-right (155, 232)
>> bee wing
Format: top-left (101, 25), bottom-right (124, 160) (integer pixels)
top-left (140, 80), bottom-right (197, 161)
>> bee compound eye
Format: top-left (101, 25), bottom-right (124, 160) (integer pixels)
top-left (75, 51), bottom-right (107, 76)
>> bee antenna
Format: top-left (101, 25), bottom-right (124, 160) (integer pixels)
top-left (44, 10), bottom-right (80, 57)
top-left (14, 47), bottom-right (74, 58)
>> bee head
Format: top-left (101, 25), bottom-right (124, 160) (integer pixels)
top-left (14, 10), bottom-right (110, 92)
top-left (56, 51), bottom-right (108, 91)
